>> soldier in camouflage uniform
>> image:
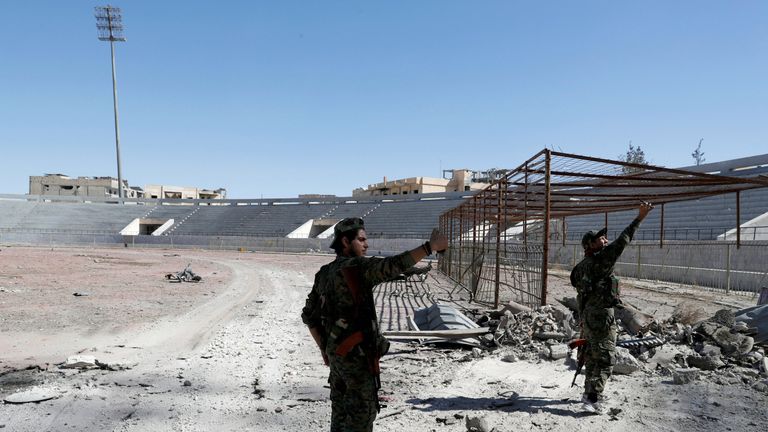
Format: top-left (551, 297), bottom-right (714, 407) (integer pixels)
top-left (570, 202), bottom-right (653, 413)
top-left (302, 217), bottom-right (448, 431)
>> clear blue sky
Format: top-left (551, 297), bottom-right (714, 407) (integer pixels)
top-left (1, 1), bottom-right (766, 198)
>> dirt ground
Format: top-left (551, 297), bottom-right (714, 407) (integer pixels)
top-left (0, 246), bottom-right (766, 432)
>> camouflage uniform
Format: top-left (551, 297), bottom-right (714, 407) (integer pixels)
top-left (570, 219), bottom-right (640, 398)
top-left (302, 252), bottom-right (416, 432)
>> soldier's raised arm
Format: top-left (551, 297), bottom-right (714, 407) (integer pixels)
top-left (362, 229), bottom-right (448, 285)
top-left (598, 202), bottom-right (654, 265)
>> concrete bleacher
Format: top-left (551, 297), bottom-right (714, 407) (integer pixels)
top-left (0, 193), bottom-right (465, 239)
top-left (0, 200), bottom-right (38, 229)
top-left (4, 201), bottom-right (146, 233)
top-left (363, 199), bottom-right (461, 238)
top-left (170, 203), bottom-right (336, 237)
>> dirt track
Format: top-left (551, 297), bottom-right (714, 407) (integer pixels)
top-left (0, 246), bottom-right (766, 431)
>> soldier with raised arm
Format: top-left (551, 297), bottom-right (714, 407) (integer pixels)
top-left (301, 217), bottom-right (448, 431)
top-left (570, 202), bottom-right (653, 413)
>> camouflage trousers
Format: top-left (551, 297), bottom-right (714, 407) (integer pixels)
top-left (582, 306), bottom-right (617, 396)
top-left (328, 352), bottom-right (378, 432)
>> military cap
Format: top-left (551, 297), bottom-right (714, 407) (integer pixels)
top-left (581, 227), bottom-right (607, 249)
top-left (330, 217), bottom-right (365, 249)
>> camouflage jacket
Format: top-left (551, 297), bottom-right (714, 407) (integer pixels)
top-left (301, 252), bottom-right (416, 356)
top-left (570, 219), bottom-right (640, 313)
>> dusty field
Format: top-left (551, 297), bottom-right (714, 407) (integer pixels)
top-left (0, 246), bottom-right (766, 432)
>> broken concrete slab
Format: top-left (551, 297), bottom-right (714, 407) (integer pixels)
top-left (59, 355), bottom-right (98, 369)
top-left (3, 389), bottom-right (60, 404)
top-left (615, 303), bottom-right (654, 334)
top-left (613, 347), bottom-right (643, 375)
top-left (501, 354), bottom-right (518, 363)
top-left (549, 345), bottom-right (568, 360)
top-left (686, 355), bottom-right (725, 371)
top-left (501, 301), bottom-right (532, 315)
top-left (700, 344), bottom-right (722, 357)
top-left (711, 309), bottom-right (736, 328)
top-left (672, 368), bottom-right (699, 384)
top-left (696, 322), bottom-right (755, 356)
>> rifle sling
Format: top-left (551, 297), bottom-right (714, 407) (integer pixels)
top-left (335, 331), bottom-right (364, 357)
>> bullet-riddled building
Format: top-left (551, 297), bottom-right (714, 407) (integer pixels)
top-left (143, 184), bottom-right (226, 200)
top-left (29, 174), bottom-right (143, 198)
top-left (29, 174), bottom-right (225, 201)
top-left (352, 169), bottom-right (505, 197)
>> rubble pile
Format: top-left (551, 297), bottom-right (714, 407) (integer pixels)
top-left (656, 308), bottom-right (767, 391)
top-left (465, 301), bottom-right (767, 391)
top-left (469, 304), bottom-right (577, 362)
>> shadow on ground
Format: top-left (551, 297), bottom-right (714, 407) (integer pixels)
top-left (406, 394), bottom-right (588, 417)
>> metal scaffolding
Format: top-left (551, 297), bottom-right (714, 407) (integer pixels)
top-left (438, 149), bottom-right (768, 308)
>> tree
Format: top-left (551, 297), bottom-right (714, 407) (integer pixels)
top-left (692, 138), bottom-right (706, 166)
top-left (619, 141), bottom-right (648, 174)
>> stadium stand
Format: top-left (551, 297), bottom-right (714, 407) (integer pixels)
top-left (0, 200), bottom-right (146, 233)
top-left (1, 154), bottom-right (765, 243)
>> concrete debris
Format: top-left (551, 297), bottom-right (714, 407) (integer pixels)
top-left (480, 305), bottom-right (574, 349)
top-left (711, 309), bottom-right (736, 328)
top-left (500, 300), bottom-right (532, 315)
top-left (3, 389), bottom-right (60, 404)
top-left (732, 321), bottom-right (749, 333)
top-left (700, 344), bottom-right (722, 357)
top-left (742, 351), bottom-right (763, 365)
top-left (695, 321), bottom-right (754, 356)
top-left (465, 414), bottom-right (493, 432)
top-left (458, 300), bottom-right (766, 389)
top-left (549, 344), bottom-right (569, 360)
top-left (753, 380), bottom-right (768, 393)
top-left (613, 347), bottom-right (643, 375)
top-left (686, 355), bottom-right (725, 371)
top-left (615, 303), bottom-right (655, 334)
top-left (672, 368), bottom-right (699, 385)
top-left (59, 355), bottom-right (98, 369)
top-left (500, 354), bottom-right (518, 363)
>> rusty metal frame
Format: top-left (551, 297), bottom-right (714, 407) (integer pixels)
top-left (438, 149), bottom-right (768, 308)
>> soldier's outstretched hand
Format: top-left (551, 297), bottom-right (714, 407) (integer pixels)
top-left (430, 228), bottom-right (449, 253)
top-left (638, 201), bottom-right (654, 221)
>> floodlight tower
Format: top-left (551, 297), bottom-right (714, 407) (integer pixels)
top-left (95, 5), bottom-right (127, 199)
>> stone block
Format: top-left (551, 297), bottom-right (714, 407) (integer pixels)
top-left (686, 355), bottom-right (725, 371)
top-left (613, 347), bottom-right (642, 375)
top-left (672, 368), bottom-right (699, 384)
top-left (549, 344), bottom-right (568, 360)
